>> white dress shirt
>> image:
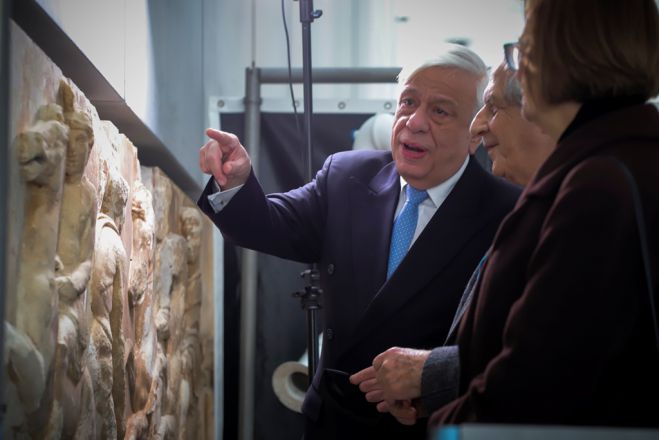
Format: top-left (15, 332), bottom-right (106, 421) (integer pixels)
top-left (394, 155), bottom-right (469, 249)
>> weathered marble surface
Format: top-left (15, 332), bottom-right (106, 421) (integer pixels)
top-left (5, 21), bottom-right (216, 440)
top-left (8, 102), bottom-right (68, 438)
top-left (54, 81), bottom-right (97, 440)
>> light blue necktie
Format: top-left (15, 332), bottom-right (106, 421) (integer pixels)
top-left (387, 185), bottom-right (428, 278)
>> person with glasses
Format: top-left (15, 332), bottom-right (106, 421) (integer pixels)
top-left (350, 61), bottom-right (554, 426)
top-left (429, 0), bottom-right (659, 427)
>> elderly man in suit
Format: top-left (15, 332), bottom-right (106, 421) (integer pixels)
top-left (197, 44), bottom-right (520, 439)
top-left (350, 62), bottom-right (555, 426)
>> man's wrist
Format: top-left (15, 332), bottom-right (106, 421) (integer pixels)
top-left (207, 180), bottom-right (244, 213)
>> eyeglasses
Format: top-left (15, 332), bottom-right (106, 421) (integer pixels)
top-left (504, 42), bottom-right (522, 71)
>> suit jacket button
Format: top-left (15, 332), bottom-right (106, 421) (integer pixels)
top-left (327, 263), bottom-right (335, 275)
top-left (325, 328), bottom-right (334, 340)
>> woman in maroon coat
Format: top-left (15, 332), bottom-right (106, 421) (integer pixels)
top-left (430, 0), bottom-right (659, 427)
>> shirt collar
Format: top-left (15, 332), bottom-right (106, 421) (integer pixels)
top-left (398, 155), bottom-right (470, 208)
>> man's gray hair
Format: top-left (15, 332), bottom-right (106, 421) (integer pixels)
top-left (397, 43), bottom-right (490, 114)
top-left (499, 64), bottom-right (523, 106)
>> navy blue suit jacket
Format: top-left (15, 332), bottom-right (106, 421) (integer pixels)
top-left (198, 150), bottom-right (520, 439)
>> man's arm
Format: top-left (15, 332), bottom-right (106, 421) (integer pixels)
top-left (197, 128), bottom-right (329, 263)
top-left (419, 345), bottom-right (460, 413)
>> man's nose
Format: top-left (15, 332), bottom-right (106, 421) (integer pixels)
top-left (469, 107), bottom-right (488, 137)
top-left (406, 108), bottom-right (430, 133)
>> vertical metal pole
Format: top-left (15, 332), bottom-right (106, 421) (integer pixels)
top-left (0, 0), bottom-right (12, 426)
top-left (299, 0), bottom-right (315, 184)
top-left (239, 66), bottom-right (261, 440)
top-left (298, 0), bottom-right (321, 383)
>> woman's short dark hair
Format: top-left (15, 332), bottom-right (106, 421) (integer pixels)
top-left (523, 0), bottom-right (659, 104)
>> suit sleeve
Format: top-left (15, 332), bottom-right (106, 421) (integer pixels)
top-left (419, 345), bottom-right (460, 413)
top-left (197, 155), bottom-right (333, 263)
top-left (430, 158), bottom-right (639, 424)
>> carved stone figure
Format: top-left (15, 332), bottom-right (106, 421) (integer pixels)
top-left (180, 208), bottom-right (203, 333)
top-left (154, 231), bottom-right (188, 439)
top-left (177, 208), bottom-right (204, 440)
top-left (4, 321), bottom-right (50, 437)
top-left (54, 81), bottom-right (98, 439)
top-left (152, 173), bottom-right (174, 345)
top-left (89, 169), bottom-right (129, 440)
top-left (8, 104), bottom-right (68, 437)
top-left (125, 180), bottom-right (166, 439)
top-left (152, 170), bottom-right (173, 244)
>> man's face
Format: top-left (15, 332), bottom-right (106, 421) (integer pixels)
top-left (391, 66), bottom-right (480, 189)
top-left (66, 128), bottom-right (91, 178)
top-left (470, 67), bottom-right (548, 186)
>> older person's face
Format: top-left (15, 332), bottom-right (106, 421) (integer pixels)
top-left (470, 65), bottom-right (554, 186)
top-left (391, 66), bottom-right (480, 189)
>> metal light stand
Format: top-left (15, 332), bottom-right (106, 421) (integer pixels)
top-left (292, 0), bottom-right (323, 382)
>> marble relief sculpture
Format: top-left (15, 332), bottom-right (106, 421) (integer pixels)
top-left (8, 27), bottom-right (216, 435)
top-left (125, 180), bottom-right (165, 439)
top-left (177, 208), bottom-right (204, 440)
top-left (155, 232), bottom-right (188, 439)
top-left (7, 103), bottom-right (69, 437)
top-left (53, 81), bottom-right (98, 439)
top-left (151, 172), bottom-right (208, 439)
top-left (89, 168), bottom-right (130, 440)
top-left (152, 174), bottom-right (174, 345)
top-left (6, 110), bottom-right (214, 439)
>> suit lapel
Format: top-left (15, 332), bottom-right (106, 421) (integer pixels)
top-left (343, 158), bottom-right (489, 354)
top-left (347, 162), bottom-right (400, 318)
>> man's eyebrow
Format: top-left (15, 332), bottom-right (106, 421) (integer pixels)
top-left (400, 86), bottom-right (419, 96)
top-left (428, 97), bottom-right (458, 113)
top-left (484, 93), bottom-right (502, 107)
top-left (431, 96), bottom-right (457, 105)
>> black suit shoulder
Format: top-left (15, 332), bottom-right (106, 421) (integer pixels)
top-left (323, 149), bottom-right (393, 179)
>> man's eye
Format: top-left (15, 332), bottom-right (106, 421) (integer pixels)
top-left (434, 107), bottom-right (448, 116)
top-left (484, 102), bottom-right (497, 116)
top-left (400, 98), bottom-right (414, 107)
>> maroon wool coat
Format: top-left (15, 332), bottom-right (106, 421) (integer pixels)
top-left (430, 103), bottom-right (659, 427)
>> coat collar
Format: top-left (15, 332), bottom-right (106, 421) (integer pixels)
top-left (525, 104), bottom-right (659, 200)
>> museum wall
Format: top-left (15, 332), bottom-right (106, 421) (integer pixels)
top-left (3, 21), bottom-right (215, 439)
top-left (32, 0), bottom-right (207, 189)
